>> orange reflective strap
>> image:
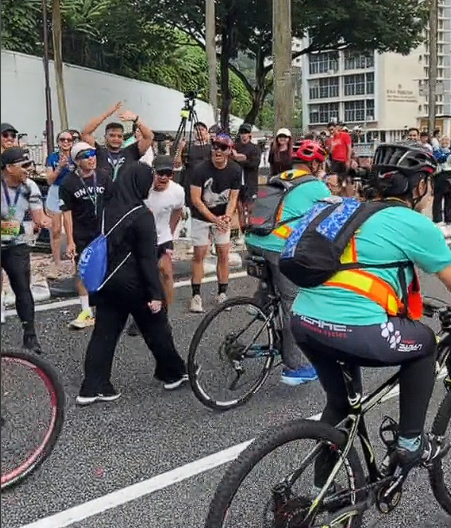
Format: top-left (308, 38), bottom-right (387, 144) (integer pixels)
top-left (324, 269), bottom-right (403, 317)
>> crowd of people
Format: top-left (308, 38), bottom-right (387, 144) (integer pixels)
top-left (2, 106), bottom-right (451, 487)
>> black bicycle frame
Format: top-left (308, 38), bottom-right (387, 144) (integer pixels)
top-left (304, 330), bottom-right (451, 521)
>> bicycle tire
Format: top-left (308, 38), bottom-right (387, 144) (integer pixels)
top-left (429, 390), bottom-right (451, 514)
top-left (188, 296), bottom-right (277, 411)
top-left (1, 349), bottom-right (65, 490)
top-left (205, 419), bottom-right (365, 528)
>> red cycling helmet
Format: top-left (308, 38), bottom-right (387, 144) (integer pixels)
top-left (294, 140), bottom-right (326, 163)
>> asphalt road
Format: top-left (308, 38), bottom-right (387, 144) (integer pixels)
top-left (1, 273), bottom-right (450, 528)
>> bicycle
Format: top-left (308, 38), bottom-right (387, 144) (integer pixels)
top-left (188, 254), bottom-right (284, 411)
top-left (1, 349), bottom-right (65, 490)
top-left (204, 297), bottom-right (451, 527)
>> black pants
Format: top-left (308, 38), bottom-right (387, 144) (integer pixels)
top-left (291, 315), bottom-right (436, 486)
top-left (291, 315), bottom-right (437, 437)
top-left (432, 172), bottom-right (451, 224)
top-left (1, 244), bottom-right (35, 329)
top-left (81, 297), bottom-right (186, 392)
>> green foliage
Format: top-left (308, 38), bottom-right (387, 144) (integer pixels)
top-left (1, 0), bottom-right (43, 55)
top-left (1, 0), bottom-right (430, 125)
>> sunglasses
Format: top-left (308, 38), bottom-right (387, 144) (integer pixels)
top-left (156, 169), bottom-right (173, 177)
top-left (2, 132), bottom-right (17, 139)
top-left (59, 136), bottom-right (73, 143)
top-left (211, 142), bottom-right (229, 152)
top-left (15, 160), bottom-right (33, 169)
top-left (76, 149), bottom-right (96, 161)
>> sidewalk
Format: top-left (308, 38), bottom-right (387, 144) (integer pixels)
top-left (2, 240), bottom-right (245, 307)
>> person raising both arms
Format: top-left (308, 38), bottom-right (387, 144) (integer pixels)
top-left (81, 101), bottom-right (154, 182)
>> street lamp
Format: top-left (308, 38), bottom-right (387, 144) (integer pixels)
top-left (42, 0), bottom-right (54, 156)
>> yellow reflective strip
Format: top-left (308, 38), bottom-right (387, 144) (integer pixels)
top-left (328, 270), bottom-right (374, 292)
top-left (340, 242), bottom-right (354, 264)
top-left (273, 225), bottom-right (292, 239)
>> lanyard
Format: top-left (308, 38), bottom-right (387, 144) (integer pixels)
top-left (1, 179), bottom-right (21, 212)
top-left (78, 172), bottom-right (98, 215)
top-left (108, 153), bottom-right (124, 182)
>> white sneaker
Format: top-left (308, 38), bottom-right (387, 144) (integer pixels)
top-left (216, 292), bottom-right (228, 304)
top-left (190, 294), bottom-right (204, 313)
top-left (1, 293), bottom-right (6, 324)
top-left (163, 374), bottom-right (189, 390)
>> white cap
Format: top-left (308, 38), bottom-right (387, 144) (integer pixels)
top-left (276, 128), bottom-right (292, 138)
top-left (71, 141), bottom-right (95, 161)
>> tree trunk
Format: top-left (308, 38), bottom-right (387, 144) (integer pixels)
top-left (52, 0), bottom-right (68, 130)
top-left (220, 16), bottom-right (233, 132)
top-left (243, 49), bottom-right (269, 125)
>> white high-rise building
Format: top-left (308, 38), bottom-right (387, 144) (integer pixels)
top-left (297, 2), bottom-right (451, 141)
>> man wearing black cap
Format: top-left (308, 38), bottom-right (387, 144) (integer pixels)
top-left (1, 123), bottom-right (18, 153)
top-left (1, 147), bottom-right (52, 353)
top-left (233, 123), bottom-right (261, 230)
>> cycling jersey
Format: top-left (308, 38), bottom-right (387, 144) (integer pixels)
top-left (292, 207), bottom-right (451, 325)
top-left (245, 179), bottom-right (330, 253)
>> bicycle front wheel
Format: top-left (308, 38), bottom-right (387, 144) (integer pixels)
top-left (188, 296), bottom-right (279, 411)
top-left (429, 390), bottom-right (451, 514)
top-left (205, 419), bottom-right (365, 528)
top-left (1, 350), bottom-right (65, 490)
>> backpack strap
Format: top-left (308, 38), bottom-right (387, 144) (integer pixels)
top-left (103, 205), bottom-right (144, 237)
top-left (272, 175), bottom-right (319, 229)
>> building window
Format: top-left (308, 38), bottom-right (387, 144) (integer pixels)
top-left (308, 52), bottom-right (339, 75)
top-left (309, 103), bottom-right (340, 124)
top-left (343, 73), bottom-right (374, 96)
top-left (344, 50), bottom-right (374, 70)
top-left (344, 99), bottom-right (375, 122)
top-left (309, 77), bottom-right (339, 99)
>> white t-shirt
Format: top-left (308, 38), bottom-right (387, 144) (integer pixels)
top-left (144, 180), bottom-right (185, 245)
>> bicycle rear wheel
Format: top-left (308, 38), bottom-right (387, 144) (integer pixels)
top-left (204, 419), bottom-right (365, 527)
top-left (1, 350), bottom-right (65, 490)
top-left (188, 296), bottom-right (279, 411)
top-left (429, 390), bottom-right (451, 514)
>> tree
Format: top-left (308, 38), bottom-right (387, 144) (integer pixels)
top-left (157, 0), bottom-right (429, 127)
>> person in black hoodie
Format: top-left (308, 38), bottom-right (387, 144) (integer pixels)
top-left (76, 162), bottom-right (187, 406)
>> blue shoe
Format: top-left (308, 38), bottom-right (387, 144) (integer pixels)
top-left (281, 365), bottom-right (319, 386)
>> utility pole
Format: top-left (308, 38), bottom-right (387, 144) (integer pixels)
top-left (428, 0), bottom-right (439, 133)
top-left (205, 0), bottom-right (218, 122)
top-left (273, 0), bottom-right (294, 132)
top-left (42, 0), bottom-right (54, 155)
top-left (52, 0), bottom-right (68, 130)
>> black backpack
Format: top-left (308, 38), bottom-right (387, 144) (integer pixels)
top-left (246, 169), bottom-right (317, 236)
top-left (279, 196), bottom-right (410, 288)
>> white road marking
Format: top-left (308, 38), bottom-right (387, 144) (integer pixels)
top-left (21, 411), bottom-right (321, 528)
top-left (5, 271), bottom-right (248, 317)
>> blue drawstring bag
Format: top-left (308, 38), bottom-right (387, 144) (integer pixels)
top-left (78, 205), bottom-right (142, 293)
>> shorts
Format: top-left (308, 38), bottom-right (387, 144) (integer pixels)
top-left (158, 240), bottom-right (174, 259)
top-left (191, 218), bottom-right (231, 247)
top-left (330, 160), bottom-right (348, 176)
top-left (45, 184), bottom-right (61, 213)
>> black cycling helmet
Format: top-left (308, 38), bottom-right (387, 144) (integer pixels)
top-left (372, 142), bottom-right (437, 198)
top-left (373, 142), bottom-right (436, 178)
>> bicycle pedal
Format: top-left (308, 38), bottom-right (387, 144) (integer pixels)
top-left (376, 472), bottom-right (404, 514)
top-left (379, 416), bottom-right (399, 448)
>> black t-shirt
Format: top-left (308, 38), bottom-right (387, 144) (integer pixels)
top-left (234, 140), bottom-right (260, 194)
top-left (59, 170), bottom-right (112, 243)
top-left (268, 149), bottom-right (293, 176)
top-left (95, 142), bottom-right (141, 181)
top-left (190, 160), bottom-right (242, 221)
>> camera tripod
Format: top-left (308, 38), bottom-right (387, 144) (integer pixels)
top-left (170, 92), bottom-right (201, 158)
